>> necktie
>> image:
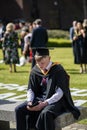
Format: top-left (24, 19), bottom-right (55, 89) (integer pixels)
top-left (42, 77), bottom-right (47, 85)
top-left (44, 69), bottom-right (47, 73)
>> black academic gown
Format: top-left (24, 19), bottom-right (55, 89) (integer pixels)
top-left (28, 63), bottom-right (80, 130)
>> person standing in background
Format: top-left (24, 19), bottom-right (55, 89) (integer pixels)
top-left (82, 19), bottom-right (87, 73)
top-left (72, 21), bottom-right (87, 73)
top-left (69, 20), bottom-right (77, 42)
top-left (30, 19), bottom-right (48, 68)
top-left (22, 26), bottom-right (32, 62)
top-left (0, 20), bottom-right (6, 62)
top-left (3, 23), bottom-right (19, 72)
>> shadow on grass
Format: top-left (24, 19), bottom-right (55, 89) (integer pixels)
top-left (0, 67), bottom-right (7, 70)
top-left (16, 70), bottom-right (29, 73)
top-left (66, 69), bottom-right (80, 74)
top-left (47, 42), bottom-right (71, 47)
top-left (0, 68), bottom-right (5, 70)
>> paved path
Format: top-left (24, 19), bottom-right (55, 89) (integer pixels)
top-left (10, 122), bottom-right (87, 130)
top-left (0, 82), bottom-right (87, 130)
top-left (62, 123), bottom-right (87, 130)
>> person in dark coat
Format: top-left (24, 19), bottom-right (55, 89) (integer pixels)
top-left (82, 19), bottom-right (87, 73)
top-left (72, 22), bottom-right (87, 73)
top-left (15, 48), bottom-right (80, 130)
top-left (30, 19), bottom-right (48, 67)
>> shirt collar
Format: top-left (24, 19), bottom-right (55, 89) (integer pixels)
top-left (46, 61), bottom-right (52, 70)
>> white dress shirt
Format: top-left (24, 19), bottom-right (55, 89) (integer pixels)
top-left (23, 33), bottom-right (32, 52)
top-left (27, 61), bottom-right (63, 104)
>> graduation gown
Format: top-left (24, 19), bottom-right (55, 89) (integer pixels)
top-left (28, 63), bottom-right (80, 130)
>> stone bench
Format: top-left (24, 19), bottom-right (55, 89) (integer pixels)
top-left (0, 100), bottom-right (87, 130)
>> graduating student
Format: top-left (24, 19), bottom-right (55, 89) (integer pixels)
top-left (15, 48), bottom-right (80, 130)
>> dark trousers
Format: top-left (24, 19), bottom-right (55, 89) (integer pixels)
top-left (15, 100), bottom-right (65, 130)
top-left (31, 49), bottom-right (36, 68)
top-left (15, 101), bottom-right (40, 130)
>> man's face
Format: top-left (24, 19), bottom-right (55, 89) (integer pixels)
top-left (36, 56), bottom-right (50, 70)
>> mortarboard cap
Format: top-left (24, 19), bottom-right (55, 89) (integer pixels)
top-left (35, 48), bottom-right (49, 58)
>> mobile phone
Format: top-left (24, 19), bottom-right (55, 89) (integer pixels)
top-left (29, 101), bottom-right (39, 107)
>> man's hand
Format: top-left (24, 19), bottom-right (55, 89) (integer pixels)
top-left (27, 101), bottom-right (48, 111)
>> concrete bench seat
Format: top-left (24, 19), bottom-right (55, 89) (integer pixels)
top-left (0, 100), bottom-right (87, 130)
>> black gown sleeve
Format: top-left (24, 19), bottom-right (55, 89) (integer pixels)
top-left (56, 65), bottom-right (80, 119)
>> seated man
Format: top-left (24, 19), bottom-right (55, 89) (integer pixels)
top-left (15, 48), bottom-right (80, 130)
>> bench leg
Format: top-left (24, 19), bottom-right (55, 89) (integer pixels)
top-left (0, 121), bottom-right (10, 130)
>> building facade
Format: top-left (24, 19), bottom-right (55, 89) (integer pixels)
top-left (0, 0), bottom-right (87, 29)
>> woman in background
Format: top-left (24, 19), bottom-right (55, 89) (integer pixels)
top-left (72, 21), bottom-right (87, 73)
top-left (3, 23), bottom-right (19, 72)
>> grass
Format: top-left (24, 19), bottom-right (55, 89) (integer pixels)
top-left (48, 38), bottom-right (71, 47)
top-left (0, 47), bottom-right (87, 124)
top-left (0, 47), bottom-right (87, 96)
top-left (0, 47), bottom-right (87, 98)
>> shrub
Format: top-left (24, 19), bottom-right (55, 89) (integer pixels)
top-left (48, 30), bottom-right (69, 39)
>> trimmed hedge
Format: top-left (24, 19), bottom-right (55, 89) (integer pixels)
top-left (48, 30), bottom-right (69, 39)
top-left (48, 38), bottom-right (71, 47)
top-left (47, 30), bottom-right (71, 47)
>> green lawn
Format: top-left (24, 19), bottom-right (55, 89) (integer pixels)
top-left (0, 47), bottom-right (87, 95)
top-left (0, 47), bottom-right (87, 124)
